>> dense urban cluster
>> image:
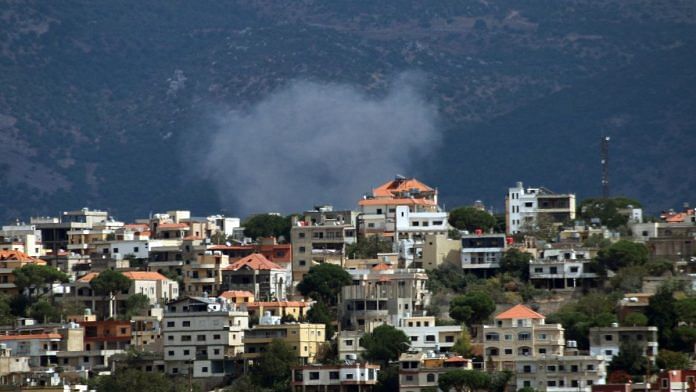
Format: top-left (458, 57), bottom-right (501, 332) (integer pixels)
top-left (0, 176), bottom-right (694, 392)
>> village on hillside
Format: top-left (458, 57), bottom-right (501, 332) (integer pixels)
top-left (0, 176), bottom-right (694, 392)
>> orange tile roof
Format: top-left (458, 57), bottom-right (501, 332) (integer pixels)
top-left (371, 263), bottom-right (392, 271)
top-left (372, 178), bottom-right (434, 197)
top-left (495, 304), bottom-right (545, 320)
top-left (0, 250), bottom-right (43, 263)
top-left (0, 333), bottom-right (62, 341)
top-left (665, 213), bottom-right (688, 223)
top-left (444, 356), bottom-right (469, 363)
top-left (226, 253), bottom-right (283, 271)
top-left (219, 290), bottom-right (254, 299)
top-left (358, 198), bottom-right (437, 207)
top-left (158, 223), bottom-right (189, 230)
top-left (246, 301), bottom-right (311, 308)
top-left (77, 271), bottom-right (169, 283)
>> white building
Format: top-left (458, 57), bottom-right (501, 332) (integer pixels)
top-left (163, 296), bottom-right (249, 378)
top-left (461, 233), bottom-right (508, 276)
top-left (589, 324), bottom-right (658, 362)
top-left (506, 182), bottom-right (576, 235)
top-left (291, 363), bottom-right (379, 391)
top-left (398, 315), bottom-right (463, 353)
top-left (529, 248), bottom-right (598, 289)
top-left (395, 206), bottom-right (449, 267)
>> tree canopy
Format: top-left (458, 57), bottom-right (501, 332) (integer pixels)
top-left (578, 197), bottom-right (642, 229)
top-left (297, 263), bottom-right (352, 306)
top-left (13, 264), bottom-right (68, 300)
top-left (656, 349), bottom-right (691, 370)
top-left (346, 236), bottom-right (393, 259)
top-left (95, 368), bottom-right (187, 392)
top-left (547, 292), bottom-right (618, 348)
top-left (90, 270), bottom-right (131, 296)
top-left (123, 293), bottom-right (151, 320)
top-left (499, 249), bottom-right (532, 281)
top-left (608, 341), bottom-right (650, 376)
top-left (306, 300), bottom-right (335, 338)
top-left (595, 240), bottom-right (649, 271)
top-left (360, 324), bottom-right (409, 366)
top-left (243, 214), bottom-right (292, 241)
top-left (250, 339), bottom-right (297, 390)
top-left (449, 292), bottom-right (496, 327)
top-left (438, 369), bottom-right (490, 392)
top-left (448, 207), bottom-right (496, 233)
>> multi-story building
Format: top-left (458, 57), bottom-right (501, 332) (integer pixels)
top-left (291, 363), bottom-right (380, 392)
top-left (399, 351), bottom-right (472, 392)
top-left (589, 324), bottom-right (658, 362)
top-left (0, 344), bottom-right (30, 386)
top-left (208, 236), bottom-right (292, 269)
top-left (337, 330), bottom-right (366, 361)
top-left (460, 233), bottom-right (509, 277)
top-left (0, 333), bottom-right (62, 368)
top-left (482, 304), bottom-right (565, 371)
top-left (651, 369), bottom-right (696, 392)
top-left (415, 233), bottom-right (461, 270)
top-left (506, 182), bottom-right (576, 235)
top-left (395, 205), bottom-right (449, 268)
top-left (290, 206), bottom-right (357, 283)
top-left (0, 223), bottom-right (43, 257)
top-left (32, 209), bottom-right (109, 257)
top-left (339, 268), bottom-right (430, 332)
top-left (515, 353), bottom-right (607, 392)
top-left (529, 248), bottom-right (599, 289)
top-left (221, 253), bottom-right (290, 301)
top-left (243, 321), bottom-right (325, 364)
top-left (162, 296), bottom-right (249, 378)
top-left (398, 315), bottom-right (463, 353)
top-left (243, 301), bottom-right (312, 320)
top-left (182, 252), bottom-right (231, 296)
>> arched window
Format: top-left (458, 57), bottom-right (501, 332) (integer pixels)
top-left (427, 373), bottom-right (436, 382)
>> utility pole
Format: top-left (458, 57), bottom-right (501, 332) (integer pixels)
top-left (601, 135), bottom-right (610, 199)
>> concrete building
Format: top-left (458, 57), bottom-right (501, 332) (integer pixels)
top-left (651, 369), bottom-right (696, 392)
top-left (337, 330), bottom-right (366, 361)
top-left (183, 252), bottom-right (231, 296)
top-left (589, 324), bottom-right (658, 362)
top-left (243, 301), bottom-right (312, 320)
top-left (0, 344), bottom-right (30, 386)
top-left (290, 206), bottom-right (357, 283)
top-left (398, 315), bottom-right (463, 353)
top-left (415, 233), bottom-right (460, 270)
top-left (291, 363), bottom-right (379, 392)
top-left (0, 223), bottom-right (43, 257)
top-left (243, 321), bottom-right (325, 364)
top-left (482, 304), bottom-right (565, 371)
top-left (460, 233), bottom-right (509, 276)
top-left (529, 248), bottom-right (599, 289)
top-left (0, 250), bottom-right (48, 296)
top-left (399, 351), bottom-right (472, 392)
top-left (163, 296), bottom-right (249, 378)
top-left (506, 182), bottom-right (576, 235)
top-left (515, 353), bottom-right (607, 392)
top-left (221, 253), bottom-right (290, 301)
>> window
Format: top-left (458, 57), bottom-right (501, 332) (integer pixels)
top-left (523, 381), bottom-right (531, 387)
top-left (572, 380), bottom-right (579, 387)
top-left (182, 321), bottom-right (190, 327)
top-left (214, 349), bottom-right (220, 355)
top-left (345, 339), bottom-right (353, 346)
top-left (197, 335), bottom-right (206, 341)
top-left (213, 334), bottom-right (221, 340)
top-left (168, 351), bottom-right (174, 356)
top-left (410, 336), bottom-right (418, 342)
top-left (181, 336), bottom-right (191, 342)
top-left (299, 260), bottom-right (306, 266)
top-left (604, 350), bottom-right (613, 355)
top-left (299, 246), bottom-right (306, 253)
top-left (547, 381), bottom-right (557, 387)
top-left (183, 350), bottom-right (190, 355)
top-left (538, 348), bottom-right (547, 354)
top-left (298, 232), bottom-right (305, 238)
top-left (538, 333), bottom-right (547, 340)
top-left (505, 334), bottom-right (513, 341)
top-left (113, 248), bottom-right (119, 253)
top-left (662, 379), bottom-right (669, 388)
top-left (405, 375), bottom-right (414, 381)
top-left (425, 335), bottom-right (436, 342)
top-left (445, 335), bottom-right (454, 343)
top-left (172, 368), bottom-right (178, 374)
top-left (604, 334), bottom-right (613, 341)
top-left (523, 365), bottom-right (531, 373)
top-left (412, 221), bottom-right (420, 227)
top-left (330, 371), bottom-right (339, 380)
top-left (166, 321), bottom-right (175, 327)
top-left (376, 209), bottom-right (383, 215)
top-left (309, 372), bottom-right (320, 380)
top-left (587, 364), bottom-right (595, 371)
top-left (570, 266), bottom-right (579, 273)
top-left (427, 374), bottom-right (436, 382)
top-left (167, 336), bottom-right (174, 341)
top-left (504, 349), bottom-right (513, 355)
top-left (134, 247), bottom-right (139, 252)
top-left (547, 365), bottom-right (556, 372)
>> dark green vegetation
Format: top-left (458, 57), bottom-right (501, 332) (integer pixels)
top-left (0, 1), bottom-right (694, 220)
top-left (346, 236), bottom-right (393, 259)
top-left (448, 207), bottom-right (497, 233)
top-left (242, 214), bottom-right (292, 241)
top-left (360, 324), bottom-right (410, 366)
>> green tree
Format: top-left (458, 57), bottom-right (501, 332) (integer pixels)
top-left (452, 328), bottom-right (473, 356)
top-left (0, 294), bottom-right (13, 326)
top-left (578, 197), bottom-right (642, 229)
top-left (306, 301), bottom-right (335, 338)
top-left (499, 249), bottom-right (532, 281)
top-left (675, 297), bottom-right (696, 325)
top-left (243, 214), bottom-right (292, 241)
top-left (490, 371), bottom-right (514, 392)
top-left (595, 240), bottom-right (649, 271)
top-left (123, 293), bottom-right (150, 320)
top-left (622, 313), bottom-right (648, 327)
top-left (346, 236), bottom-right (393, 259)
top-left (13, 264), bottom-right (69, 301)
top-left (448, 207), bottom-right (496, 233)
top-left (361, 324), bottom-right (409, 366)
top-left (28, 299), bottom-right (62, 323)
top-left (608, 341), bottom-right (651, 376)
top-left (547, 292), bottom-right (618, 348)
top-left (656, 349), bottom-right (690, 370)
top-left (95, 368), bottom-right (183, 392)
top-left (375, 364), bottom-right (400, 392)
top-left (250, 339), bottom-right (297, 390)
top-left (449, 292), bottom-right (496, 327)
top-left (438, 369), bottom-right (490, 392)
top-left (297, 264), bottom-right (351, 306)
top-left (646, 282), bottom-right (681, 349)
top-left (90, 270), bottom-right (131, 318)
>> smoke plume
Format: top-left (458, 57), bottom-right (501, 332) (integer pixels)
top-left (198, 73), bottom-right (440, 215)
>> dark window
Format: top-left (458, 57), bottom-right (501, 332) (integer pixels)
top-left (330, 371), bottom-right (339, 380)
top-left (309, 372), bottom-right (320, 380)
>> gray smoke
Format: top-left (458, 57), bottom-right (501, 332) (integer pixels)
top-left (199, 73), bottom-right (440, 215)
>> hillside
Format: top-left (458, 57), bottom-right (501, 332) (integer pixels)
top-left (1, 1), bottom-right (695, 220)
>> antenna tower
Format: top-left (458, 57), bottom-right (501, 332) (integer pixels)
top-left (601, 135), bottom-right (610, 198)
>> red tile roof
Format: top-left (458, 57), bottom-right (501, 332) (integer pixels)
top-left (495, 304), bottom-right (545, 320)
top-left (358, 198), bottom-right (437, 207)
top-left (0, 250), bottom-right (43, 263)
top-left (373, 178), bottom-right (434, 197)
top-left (444, 356), bottom-right (469, 363)
top-left (78, 271), bottom-right (170, 283)
top-left (371, 263), bottom-right (392, 271)
top-left (226, 253), bottom-right (283, 271)
top-left (246, 301), bottom-right (311, 308)
top-left (157, 223), bottom-right (189, 230)
top-left (219, 290), bottom-right (254, 299)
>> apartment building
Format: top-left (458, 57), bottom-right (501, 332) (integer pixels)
top-left (291, 363), bottom-right (379, 392)
top-left (399, 351), bottom-right (472, 392)
top-left (221, 253), bottom-right (289, 301)
top-left (0, 223), bottom-right (42, 257)
top-left (482, 304), bottom-right (565, 371)
top-left (339, 268), bottom-right (430, 332)
top-left (162, 296), bottom-right (249, 378)
top-left (290, 206), bottom-right (357, 283)
top-left (589, 324), bottom-right (658, 362)
top-left (243, 301), bottom-right (312, 320)
top-left (415, 233), bottom-right (460, 270)
top-left (242, 321), bottom-right (325, 364)
top-left (337, 330), bottom-right (366, 361)
top-left (515, 353), bottom-right (607, 392)
top-left (182, 252), bottom-right (231, 296)
top-left (652, 369), bottom-right (696, 392)
top-left (529, 248), bottom-right (599, 289)
top-left (506, 182), bottom-right (576, 235)
top-left (398, 315), bottom-right (463, 353)
top-left (0, 344), bottom-right (30, 385)
top-left (460, 233), bottom-right (509, 277)
top-left (208, 236), bottom-right (292, 268)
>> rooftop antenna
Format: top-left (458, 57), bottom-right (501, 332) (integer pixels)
top-left (601, 135), bottom-right (610, 199)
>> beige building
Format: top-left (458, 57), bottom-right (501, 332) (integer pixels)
top-left (0, 345), bottom-right (30, 385)
top-left (290, 206), bottom-right (357, 283)
top-left (183, 252), bottom-right (231, 296)
top-left (399, 352), bottom-right (472, 392)
top-left (416, 233), bottom-right (460, 270)
top-left (243, 322), bottom-right (325, 364)
top-left (515, 353), bottom-right (607, 392)
top-left (482, 304), bottom-right (564, 371)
